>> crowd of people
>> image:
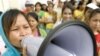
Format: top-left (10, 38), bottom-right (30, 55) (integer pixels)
top-left (0, 0), bottom-right (100, 56)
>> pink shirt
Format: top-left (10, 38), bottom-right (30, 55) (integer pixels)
top-left (33, 30), bottom-right (39, 37)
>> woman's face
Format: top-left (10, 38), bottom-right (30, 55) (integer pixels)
top-left (47, 4), bottom-right (53, 12)
top-left (62, 8), bottom-right (73, 21)
top-left (9, 14), bottom-right (32, 48)
top-left (58, 1), bottom-right (64, 8)
top-left (89, 13), bottom-right (100, 33)
top-left (28, 16), bottom-right (38, 30)
top-left (42, 4), bottom-right (47, 10)
top-left (35, 4), bottom-right (41, 11)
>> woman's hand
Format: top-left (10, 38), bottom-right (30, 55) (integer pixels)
top-left (22, 45), bottom-right (27, 56)
top-left (98, 50), bottom-right (100, 56)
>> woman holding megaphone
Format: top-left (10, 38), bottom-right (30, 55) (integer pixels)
top-left (0, 9), bottom-right (43, 56)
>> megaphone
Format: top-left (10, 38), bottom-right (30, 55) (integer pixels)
top-left (37, 21), bottom-right (97, 56)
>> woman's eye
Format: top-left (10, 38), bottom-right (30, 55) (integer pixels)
top-left (63, 13), bottom-right (67, 14)
top-left (24, 26), bottom-right (30, 29)
top-left (29, 20), bottom-right (34, 22)
top-left (11, 28), bottom-right (18, 31)
top-left (92, 19), bottom-right (98, 22)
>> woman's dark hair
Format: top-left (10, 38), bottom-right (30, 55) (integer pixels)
top-left (62, 2), bottom-right (74, 14)
top-left (2, 9), bottom-right (27, 37)
top-left (64, 0), bottom-right (74, 6)
top-left (27, 12), bottom-right (39, 22)
top-left (89, 8), bottom-right (100, 19)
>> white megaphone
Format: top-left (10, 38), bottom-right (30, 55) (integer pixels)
top-left (37, 21), bottom-right (97, 56)
top-left (21, 35), bottom-right (44, 56)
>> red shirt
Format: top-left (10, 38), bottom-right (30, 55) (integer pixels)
top-left (95, 34), bottom-right (100, 52)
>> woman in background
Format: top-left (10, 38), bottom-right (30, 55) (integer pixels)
top-left (27, 12), bottom-right (47, 37)
top-left (35, 2), bottom-right (46, 30)
top-left (43, 3), bottom-right (57, 33)
top-left (87, 8), bottom-right (100, 56)
top-left (53, 3), bottom-right (74, 28)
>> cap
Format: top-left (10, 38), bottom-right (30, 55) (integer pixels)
top-left (87, 3), bottom-right (99, 9)
top-left (25, 1), bottom-right (33, 7)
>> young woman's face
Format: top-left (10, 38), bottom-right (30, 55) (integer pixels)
top-left (59, 2), bottom-right (64, 8)
top-left (62, 8), bottom-right (73, 21)
top-left (42, 4), bottom-right (47, 10)
top-left (9, 14), bottom-right (32, 48)
top-left (47, 4), bottom-right (53, 12)
top-left (89, 13), bottom-right (100, 33)
top-left (35, 4), bottom-right (41, 11)
top-left (28, 16), bottom-right (38, 30)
